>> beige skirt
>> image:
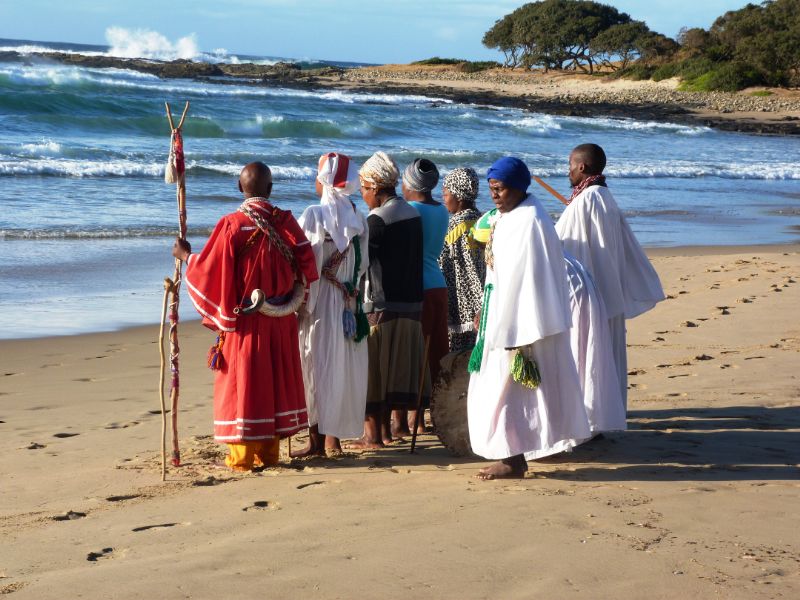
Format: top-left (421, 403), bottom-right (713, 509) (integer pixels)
top-left (366, 311), bottom-right (431, 413)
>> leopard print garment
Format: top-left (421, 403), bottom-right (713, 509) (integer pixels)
top-left (438, 208), bottom-right (486, 353)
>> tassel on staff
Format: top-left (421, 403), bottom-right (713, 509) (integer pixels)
top-left (158, 100), bottom-right (189, 481)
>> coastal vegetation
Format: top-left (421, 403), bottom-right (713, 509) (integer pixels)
top-left (482, 0), bottom-right (800, 91)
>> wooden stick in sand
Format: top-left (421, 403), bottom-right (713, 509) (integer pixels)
top-left (158, 101), bottom-right (190, 481)
top-left (533, 175), bottom-right (569, 206)
top-left (410, 336), bottom-right (432, 454)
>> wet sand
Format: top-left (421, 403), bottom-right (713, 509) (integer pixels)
top-left (1, 245), bottom-right (798, 598)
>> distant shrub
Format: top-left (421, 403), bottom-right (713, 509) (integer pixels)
top-left (651, 63), bottom-right (679, 81)
top-left (613, 63), bottom-right (655, 80)
top-left (459, 61), bottom-right (501, 73)
top-left (412, 57), bottom-right (465, 66)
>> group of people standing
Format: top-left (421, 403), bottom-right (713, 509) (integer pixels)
top-left (173, 143), bottom-right (665, 479)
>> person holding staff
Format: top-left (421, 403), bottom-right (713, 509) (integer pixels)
top-left (173, 162), bottom-right (318, 471)
top-left (556, 144), bottom-right (665, 410)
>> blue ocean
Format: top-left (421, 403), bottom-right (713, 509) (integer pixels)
top-left (1, 38), bottom-right (798, 339)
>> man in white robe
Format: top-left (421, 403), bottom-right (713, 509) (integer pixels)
top-left (556, 144), bottom-right (665, 410)
top-left (294, 153), bottom-right (370, 456)
top-left (468, 157), bottom-right (590, 480)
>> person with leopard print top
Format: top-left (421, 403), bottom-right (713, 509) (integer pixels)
top-left (438, 167), bottom-right (486, 353)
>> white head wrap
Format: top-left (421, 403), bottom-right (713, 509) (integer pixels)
top-left (317, 152), bottom-right (364, 253)
top-left (359, 151), bottom-right (399, 189)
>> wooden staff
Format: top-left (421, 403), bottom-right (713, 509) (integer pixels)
top-left (158, 101), bottom-right (190, 480)
top-left (410, 336), bottom-right (432, 454)
top-left (533, 175), bottom-right (569, 206)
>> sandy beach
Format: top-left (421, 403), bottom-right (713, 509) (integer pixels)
top-left (1, 245), bottom-right (798, 598)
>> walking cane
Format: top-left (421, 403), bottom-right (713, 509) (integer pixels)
top-left (410, 336), bottom-right (431, 454)
top-left (158, 100), bottom-right (190, 481)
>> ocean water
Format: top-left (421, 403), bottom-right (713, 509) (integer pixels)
top-left (1, 40), bottom-right (799, 339)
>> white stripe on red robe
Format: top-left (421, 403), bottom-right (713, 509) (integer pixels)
top-left (185, 199), bottom-right (319, 442)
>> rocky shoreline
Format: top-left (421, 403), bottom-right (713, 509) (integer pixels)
top-left (8, 50), bottom-right (800, 135)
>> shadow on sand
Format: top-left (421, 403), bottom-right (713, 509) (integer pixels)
top-left (534, 405), bottom-right (800, 482)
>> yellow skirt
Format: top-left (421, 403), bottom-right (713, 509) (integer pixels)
top-left (225, 438), bottom-right (280, 471)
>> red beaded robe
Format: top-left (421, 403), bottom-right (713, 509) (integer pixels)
top-left (185, 199), bottom-right (319, 443)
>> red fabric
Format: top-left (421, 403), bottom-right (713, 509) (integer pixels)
top-left (185, 200), bottom-right (319, 442)
top-left (173, 130), bottom-right (185, 176)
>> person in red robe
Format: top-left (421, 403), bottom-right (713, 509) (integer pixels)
top-left (173, 162), bottom-right (318, 471)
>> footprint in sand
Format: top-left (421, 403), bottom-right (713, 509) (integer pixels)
top-left (132, 523), bottom-right (177, 532)
top-left (86, 548), bottom-right (114, 562)
top-left (653, 337), bottom-right (665, 342)
top-left (694, 354), bottom-right (714, 361)
top-left (73, 377), bottom-right (107, 383)
top-left (104, 421), bottom-right (140, 429)
top-left (296, 481), bottom-right (326, 490)
top-left (53, 432), bottom-right (80, 438)
top-left (105, 494), bottom-right (140, 502)
top-left (52, 511), bottom-right (87, 521)
top-left (192, 476), bottom-right (231, 487)
top-left (717, 306), bottom-right (731, 315)
top-left (3, 372), bottom-right (22, 377)
top-left (24, 442), bottom-right (46, 450)
top-left (243, 500), bottom-right (280, 511)
top-left (628, 368), bottom-right (646, 376)
top-left (681, 321), bottom-right (698, 328)
top-left (40, 363), bottom-right (63, 368)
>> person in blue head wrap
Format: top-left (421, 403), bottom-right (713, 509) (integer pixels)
top-left (467, 156), bottom-right (590, 480)
top-left (486, 156), bottom-right (531, 213)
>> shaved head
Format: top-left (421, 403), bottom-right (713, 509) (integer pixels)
top-left (571, 144), bottom-right (606, 174)
top-left (239, 161), bottom-right (273, 198)
top-left (568, 144), bottom-right (606, 186)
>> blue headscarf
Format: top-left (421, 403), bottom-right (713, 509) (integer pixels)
top-left (487, 157), bottom-right (531, 193)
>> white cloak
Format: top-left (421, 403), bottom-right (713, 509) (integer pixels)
top-left (468, 196), bottom-right (590, 460)
top-left (564, 254), bottom-right (626, 433)
top-left (298, 205), bottom-right (369, 439)
top-left (556, 185), bottom-right (665, 406)
top-left (555, 185), bottom-right (665, 320)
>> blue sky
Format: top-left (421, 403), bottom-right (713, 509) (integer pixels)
top-left (1, 0), bottom-right (751, 64)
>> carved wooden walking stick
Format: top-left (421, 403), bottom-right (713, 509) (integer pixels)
top-left (158, 101), bottom-right (190, 480)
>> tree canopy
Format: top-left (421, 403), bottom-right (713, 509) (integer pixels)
top-left (482, 0), bottom-right (672, 73)
top-left (482, 0), bottom-right (799, 90)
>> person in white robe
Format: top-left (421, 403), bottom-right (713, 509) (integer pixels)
top-left (564, 253), bottom-right (626, 435)
top-left (556, 144), bottom-right (665, 410)
top-left (467, 157), bottom-right (590, 480)
top-left (294, 152), bottom-right (369, 456)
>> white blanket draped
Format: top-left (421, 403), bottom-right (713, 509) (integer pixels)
top-left (298, 205), bottom-right (369, 439)
top-left (468, 196), bottom-right (590, 460)
top-left (565, 254), bottom-right (626, 432)
top-left (556, 185), bottom-right (665, 320)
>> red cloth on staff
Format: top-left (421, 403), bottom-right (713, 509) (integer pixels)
top-left (185, 199), bottom-right (319, 442)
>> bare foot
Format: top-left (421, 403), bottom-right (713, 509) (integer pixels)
top-left (290, 430), bottom-right (324, 459)
top-left (324, 436), bottom-right (342, 454)
top-left (290, 442), bottom-right (325, 459)
top-left (344, 437), bottom-right (384, 450)
top-left (475, 460), bottom-right (527, 481)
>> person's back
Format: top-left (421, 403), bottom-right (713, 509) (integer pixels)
top-left (365, 196), bottom-right (423, 312)
top-left (409, 201), bottom-right (449, 291)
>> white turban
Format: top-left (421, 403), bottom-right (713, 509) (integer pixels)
top-left (317, 152), bottom-right (364, 253)
top-left (359, 151), bottom-right (399, 189)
